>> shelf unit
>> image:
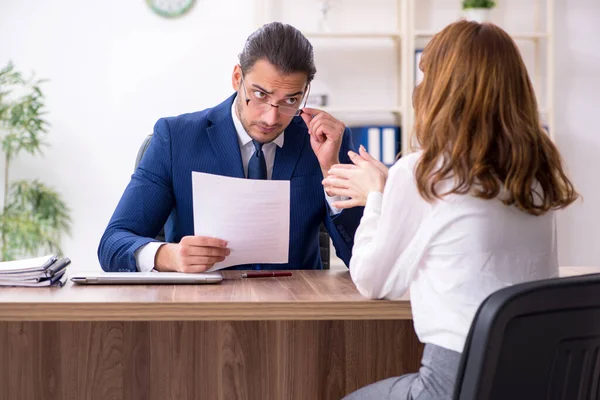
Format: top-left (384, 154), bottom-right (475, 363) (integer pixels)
top-left (320, 106), bottom-right (403, 115)
top-left (412, 30), bottom-right (548, 39)
top-left (253, 0), bottom-right (555, 152)
top-left (406, 0), bottom-right (555, 145)
top-left (253, 0), bottom-right (405, 137)
top-left (300, 31), bottom-right (402, 40)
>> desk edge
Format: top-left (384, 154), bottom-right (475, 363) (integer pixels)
top-left (0, 301), bottom-right (413, 321)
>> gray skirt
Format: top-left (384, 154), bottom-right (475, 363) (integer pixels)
top-left (343, 344), bottom-right (461, 400)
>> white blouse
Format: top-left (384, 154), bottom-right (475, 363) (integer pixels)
top-left (350, 151), bottom-right (558, 353)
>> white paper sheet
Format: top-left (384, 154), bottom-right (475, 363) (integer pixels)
top-left (0, 254), bottom-right (57, 273)
top-left (192, 172), bottom-right (290, 271)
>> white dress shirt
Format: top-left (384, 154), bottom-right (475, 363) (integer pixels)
top-left (350, 150), bottom-right (558, 353)
top-left (134, 102), bottom-right (344, 271)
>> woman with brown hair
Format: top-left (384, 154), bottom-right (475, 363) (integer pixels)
top-left (324, 20), bottom-right (579, 399)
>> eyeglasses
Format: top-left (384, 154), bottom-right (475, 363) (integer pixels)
top-left (240, 76), bottom-right (310, 117)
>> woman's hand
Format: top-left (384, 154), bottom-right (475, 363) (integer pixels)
top-left (322, 145), bottom-right (389, 209)
top-left (357, 145), bottom-right (389, 181)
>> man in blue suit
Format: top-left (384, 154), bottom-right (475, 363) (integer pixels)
top-left (98, 22), bottom-right (364, 273)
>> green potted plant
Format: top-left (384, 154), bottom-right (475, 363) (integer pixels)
top-left (462, 0), bottom-right (496, 23)
top-left (0, 62), bottom-right (71, 261)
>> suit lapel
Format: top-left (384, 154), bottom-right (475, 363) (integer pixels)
top-left (272, 117), bottom-right (307, 181)
top-left (206, 94), bottom-right (245, 178)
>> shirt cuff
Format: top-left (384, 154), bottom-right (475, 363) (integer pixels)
top-left (324, 189), bottom-right (347, 215)
top-left (134, 241), bottom-right (166, 272)
top-left (365, 192), bottom-right (383, 215)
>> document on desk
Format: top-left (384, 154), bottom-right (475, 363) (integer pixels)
top-left (192, 172), bottom-right (290, 271)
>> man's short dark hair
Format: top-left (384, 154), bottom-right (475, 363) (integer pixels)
top-left (239, 22), bottom-right (316, 84)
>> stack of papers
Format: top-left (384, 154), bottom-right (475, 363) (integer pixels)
top-left (0, 254), bottom-right (71, 287)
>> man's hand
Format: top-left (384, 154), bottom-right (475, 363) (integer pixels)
top-left (301, 108), bottom-right (346, 177)
top-left (155, 236), bottom-right (230, 273)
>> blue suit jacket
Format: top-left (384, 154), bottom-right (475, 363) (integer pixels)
top-left (98, 94), bottom-right (364, 272)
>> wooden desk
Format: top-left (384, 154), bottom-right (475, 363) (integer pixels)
top-left (0, 267), bottom-right (597, 400)
top-left (0, 270), bottom-right (420, 400)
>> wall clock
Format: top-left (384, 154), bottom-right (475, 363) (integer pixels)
top-left (146, 0), bottom-right (196, 18)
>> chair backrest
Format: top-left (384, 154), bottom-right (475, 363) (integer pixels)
top-left (134, 134), bottom-right (153, 172)
top-left (453, 272), bottom-right (600, 400)
top-left (134, 134), bottom-right (331, 269)
top-left (134, 134), bottom-right (166, 242)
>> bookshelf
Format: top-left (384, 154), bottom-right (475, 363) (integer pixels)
top-left (406, 0), bottom-right (555, 145)
top-left (300, 31), bottom-right (402, 40)
top-left (412, 30), bottom-right (548, 39)
top-left (321, 106), bottom-right (403, 114)
top-left (253, 0), bottom-right (405, 135)
top-left (253, 0), bottom-right (555, 151)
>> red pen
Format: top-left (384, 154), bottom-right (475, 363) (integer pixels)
top-left (241, 272), bottom-right (293, 278)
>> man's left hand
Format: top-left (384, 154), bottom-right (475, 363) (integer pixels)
top-left (301, 107), bottom-right (345, 176)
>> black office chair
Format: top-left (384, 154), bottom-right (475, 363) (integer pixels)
top-left (453, 272), bottom-right (600, 400)
top-left (134, 134), bottom-right (331, 269)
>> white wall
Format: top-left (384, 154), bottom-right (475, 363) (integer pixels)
top-left (0, 0), bottom-right (599, 270)
top-left (554, 0), bottom-right (600, 266)
top-left (0, 0), bottom-right (254, 270)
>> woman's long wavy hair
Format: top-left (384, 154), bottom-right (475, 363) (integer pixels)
top-left (412, 20), bottom-right (578, 216)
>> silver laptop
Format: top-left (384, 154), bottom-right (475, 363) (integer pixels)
top-left (70, 271), bottom-right (223, 285)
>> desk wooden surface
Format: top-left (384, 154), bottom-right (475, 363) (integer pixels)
top-left (0, 266), bottom-right (597, 400)
top-left (0, 270), bottom-right (412, 321)
top-left (0, 267), bottom-right (597, 322)
top-left (0, 270), bottom-right (419, 399)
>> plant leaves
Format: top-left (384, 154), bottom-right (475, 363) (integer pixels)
top-left (1, 180), bottom-right (71, 261)
top-left (0, 61), bottom-right (49, 160)
top-left (0, 62), bottom-right (69, 262)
